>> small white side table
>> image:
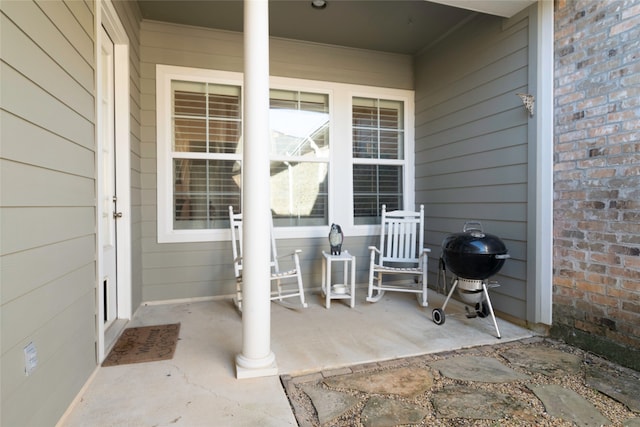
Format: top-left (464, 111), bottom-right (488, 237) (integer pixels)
top-left (321, 250), bottom-right (356, 308)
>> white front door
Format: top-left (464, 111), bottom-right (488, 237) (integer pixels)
top-left (97, 0), bottom-right (132, 361)
top-left (100, 25), bottom-right (118, 329)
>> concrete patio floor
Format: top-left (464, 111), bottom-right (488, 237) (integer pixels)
top-left (58, 288), bottom-right (535, 426)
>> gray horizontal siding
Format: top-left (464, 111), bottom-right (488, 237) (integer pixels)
top-left (1, 111), bottom-right (95, 178)
top-left (0, 1), bottom-right (97, 426)
top-left (270, 37), bottom-right (413, 88)
top-left (1, 292), bottom-right (96, 427)
top-left (141, 20), bottom-right (413, 89)
top-left (139, 20), bottom-right (413, 302)
top-left (1, 236), bottom-right (95, 305)
top-left (414, 11), bottom-right (532, 320)
top-left (1, 63), bottom-right (94, 148)
top-left (2, 0), bottom-right (93, 92)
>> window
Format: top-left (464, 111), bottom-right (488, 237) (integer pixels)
top-left (157, 65), bottom-right (413, 242)
top-left (352, 97), bottom-right (405, 224)
top-left (269, 90), bottom-right (329, 227)
top-left (172, 81), bottom-right (242, 230)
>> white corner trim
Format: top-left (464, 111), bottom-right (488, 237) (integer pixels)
top-left (535, 0), bottom-right (554, 325)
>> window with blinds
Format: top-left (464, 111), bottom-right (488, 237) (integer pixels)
top-left (157, 65), bottom-right (414, 242)
top-left (172, 81), bottom-right (242, 229)
top-left (352, 97), bottom-right (405, 224)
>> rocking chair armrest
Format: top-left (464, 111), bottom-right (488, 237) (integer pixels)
top-left (369, 246), bottom-right (380, 263)
top-left (277, 249), bottom-right (302, 261)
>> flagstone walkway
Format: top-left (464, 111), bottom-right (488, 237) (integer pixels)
top-left (281, 338), bottom-right (640, 426)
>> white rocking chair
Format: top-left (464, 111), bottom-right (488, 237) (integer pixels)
top-left (229, 206), bottom-right (308, 311)
top-left (367, 204), bottom-right (431, 307)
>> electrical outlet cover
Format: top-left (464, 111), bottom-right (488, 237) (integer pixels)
top-left (24, 342), bottom-right (38, 376)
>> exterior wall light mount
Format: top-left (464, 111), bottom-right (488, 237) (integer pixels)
top-left (311, 0), bottom-right (327, 9)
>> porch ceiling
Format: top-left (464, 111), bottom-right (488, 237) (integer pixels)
top-left (136, 0), bottom-right (530, 55)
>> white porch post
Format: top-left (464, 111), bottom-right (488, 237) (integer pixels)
top-left (235, 0), bottom-right (277, 379)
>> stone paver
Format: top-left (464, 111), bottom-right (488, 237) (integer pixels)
top-left (432, 385), bottom-right (528, 420)
top-left (528, 384), bottom-right (610, 427)
top-left (586, 364), bottom-right (640, 413)
top-left (501, 346), bottom-right (582, 376)
top-left (283, 340), bottom-right (639, 425)
top-left (300, 384), bottom-right (359, 426)
top-left (360, 397), bottom-right (429, 427)
top-left (323, 366), bottom-right (433, 398)
top-left (430, 355), bottom-right (530, 382)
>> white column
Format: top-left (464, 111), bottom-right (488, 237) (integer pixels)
top-left (235, 0), bottom-right (277, 379)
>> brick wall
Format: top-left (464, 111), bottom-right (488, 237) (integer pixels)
top-left (553, 0), bottom-right (640, 369)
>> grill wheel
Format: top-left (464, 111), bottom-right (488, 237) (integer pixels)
top-left (432, 308), bottom-right (445, 325)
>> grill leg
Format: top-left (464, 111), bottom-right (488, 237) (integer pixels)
top-left (482, 282), bottom-right (501, 339)
top-left (440, 279), bottom-right (458, 312)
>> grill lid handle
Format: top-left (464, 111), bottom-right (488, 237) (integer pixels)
top-left (463, 221), bottom-right (483, 232)
top-left (463, 221), bottom-right (484, 237)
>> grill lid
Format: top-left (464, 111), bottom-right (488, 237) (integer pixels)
top-left (441, 222), bottom-right (509, 280)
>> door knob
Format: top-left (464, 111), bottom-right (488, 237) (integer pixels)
top-left (113, 212), bottom-right (123, 219)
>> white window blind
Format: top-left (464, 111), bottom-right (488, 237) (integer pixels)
top-left (352, 97), bottom-right (405, 224)
top-left (172, 80), bottom-right (242, 229)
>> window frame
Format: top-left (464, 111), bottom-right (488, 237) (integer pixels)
top-left (156, 65), bottom-right (414, 243)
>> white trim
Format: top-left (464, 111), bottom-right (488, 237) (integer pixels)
top-left (96, 0), bottom-right (132, 362)
top-left (156, 65), bottom-right (414, 243)
top-left (535, 0), bottom-right (553, 325)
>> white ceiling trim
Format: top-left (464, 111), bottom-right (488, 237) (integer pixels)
top-left (426, 0), bottom-right (537, 18)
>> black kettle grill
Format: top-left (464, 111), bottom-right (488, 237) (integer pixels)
top-left (432, 222), bottom-right (510, 338)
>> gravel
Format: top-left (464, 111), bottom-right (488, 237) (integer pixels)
top-left (281, 338), bottom-right (639, 426)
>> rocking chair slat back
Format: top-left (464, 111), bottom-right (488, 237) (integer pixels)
top-left (380, 207), bottom-right (424, 265)
top-left (229, 207), bottom-right (280, 273)
top-left (367, 204), bottom-right (430, 307)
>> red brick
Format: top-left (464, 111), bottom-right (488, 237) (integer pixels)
top-left (559, 90), bottom-right (586, 103)
top-left (608, 309), bottom-right (640, 323)
top-left (608, 110), bottom-right (638, 122)
top-left (609, 267), bottom-right (640, 280)
top-left (620, 278), bottom-right (640, 292)
top-left (622, 301), bottom-right (640, 314)
top-left (621, 3), bottom-right (640, 19)
top-left (590, 294), bottom-right (619, 307)
top-left (577, 96), bottom-right (607, 110)
top-left (554, 276), bottom-right (574, 287)
top-left (610, 131), bottom-right (640, 144)
top-left (575, 320), bottom-right (602, 334)
top-left (610, 18), bottom-right (639, 35)
top-left (576, 280), bottom-right (606, 295)
top-left (558, 129), bottom-right (587, 143)
top-left (585, 273), bottom-right (616, 286)
top-left (588, 124), bottom-right (620, 137)
top-left (590, 252), bottom-right (619, 265)
top-left (624, 256), bottom-right (640, 268)
top-left (608, 287), bottom-right (640, 302)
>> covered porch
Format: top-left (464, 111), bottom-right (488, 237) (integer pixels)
top-left (131, 0), bottom-right (553, 380)
top-left (59, 290), bottom-right (533, 426)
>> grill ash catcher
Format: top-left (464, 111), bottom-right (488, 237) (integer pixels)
top-left (432, 222), bottom-right (510, 338)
